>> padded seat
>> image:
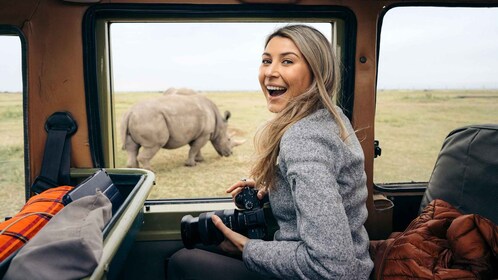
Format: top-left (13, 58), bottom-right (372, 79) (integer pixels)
top-left (419, 124), bottom-right (498, 224)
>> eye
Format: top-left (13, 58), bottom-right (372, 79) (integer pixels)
top-left (262, 59), bottom-right (271, 64)
top-left (282, 59), bottom-right (293, 65)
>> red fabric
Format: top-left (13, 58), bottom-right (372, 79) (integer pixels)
top-left (0, 186), bottom-right (73, 262)
top-left (370, 199), bottom-right (498, 280)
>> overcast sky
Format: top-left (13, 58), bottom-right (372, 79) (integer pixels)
top-left (1, 6), bottom-right (497, 92)
top-left (109, 22), bottom-right (332, 92)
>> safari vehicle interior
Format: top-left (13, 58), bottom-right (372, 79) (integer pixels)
top-left (1, 0), bottom-right (497, 279)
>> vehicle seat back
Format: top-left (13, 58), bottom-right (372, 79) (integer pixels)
top-left (419, 124), bottom-right (498, 225)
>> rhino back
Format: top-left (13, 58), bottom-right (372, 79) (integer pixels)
top-left (125, 93), bottom-right (223, 149)
top-left (156, 94), bottom-right (220, 148)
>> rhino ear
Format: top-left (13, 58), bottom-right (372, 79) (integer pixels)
top-left (224, 111), bottom-right (231, 121)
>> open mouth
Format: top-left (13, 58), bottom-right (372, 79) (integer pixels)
top-left (267, 86), bottom-right (287, 97)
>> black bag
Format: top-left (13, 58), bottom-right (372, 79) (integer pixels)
top-left (63, 169), bottom-right (124, 215)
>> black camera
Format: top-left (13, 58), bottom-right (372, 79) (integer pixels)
top-left (180, 187), bottom-right (268, 249)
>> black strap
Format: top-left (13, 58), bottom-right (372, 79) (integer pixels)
top-left (31, 112), bottom-right (77, 194)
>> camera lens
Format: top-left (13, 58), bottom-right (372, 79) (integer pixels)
top-left (181, 210), bottom-right (236, 249)
top-left (180, 203), bottom-right (268, 249)
top-left (180, 215), bottom-right (200, 249)
top-left (198, 211), bottom-right (225, 246)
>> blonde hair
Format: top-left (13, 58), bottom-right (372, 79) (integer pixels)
top-left (250, 24), bottom-right (349, 190)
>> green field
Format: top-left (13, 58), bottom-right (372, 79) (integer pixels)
top-left (1, 90), bottom-right (497, 218)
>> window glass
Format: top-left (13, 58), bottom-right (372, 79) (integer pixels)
top-left (110, 22), bottom-right (334, 199)
top-left (375, 7), bottom-right (498, 183)
top-left (0, 35), bottom-right (24, 218)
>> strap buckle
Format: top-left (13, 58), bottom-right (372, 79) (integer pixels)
top-left (44, 112), bottom-right (77, 135)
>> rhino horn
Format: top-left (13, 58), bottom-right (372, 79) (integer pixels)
top-left (231, 138), bottom-right (246, 147)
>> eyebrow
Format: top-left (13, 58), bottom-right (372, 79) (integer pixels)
top-left (262, 52), bottom-right (300, 58)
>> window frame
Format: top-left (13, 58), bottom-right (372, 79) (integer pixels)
top-left (0, 25), bottom-right (29, 201)
top-left (373, 3), bottom-right (498, 190)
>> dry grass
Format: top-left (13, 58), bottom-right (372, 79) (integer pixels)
top-left (0, 93), bottom-right (26, 218)
top-left (374, 89), bottom-right (498, 182)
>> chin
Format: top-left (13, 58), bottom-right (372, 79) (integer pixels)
top-left (267, 105), bottom-right (282, 113)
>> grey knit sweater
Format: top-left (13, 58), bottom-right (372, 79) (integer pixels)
top-left (243, 108), bottom-right (373, 279)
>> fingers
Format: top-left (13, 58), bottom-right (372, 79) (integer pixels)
top-left (256, 188), bottom-right (267, 200)
top-left (226, 179), bottom-right (268, 202)
top-left (226, 178), bottom-right (256, 198)
top-left (212, 215), bottom-right (239, 254)
top-left (212, 215), bottom-right (248, 253)
top-left (212, 214), bottom-right (230, 235)
top-left (218, 240), bottom-right (234, 254)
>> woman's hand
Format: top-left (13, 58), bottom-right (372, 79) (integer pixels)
top-left (226, 179), bottom-right (267, 200)
top-left (212, 215), bottom-right (249, 255)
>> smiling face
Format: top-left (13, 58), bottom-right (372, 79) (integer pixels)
top-left (259, 36), bottom-right (313, 113)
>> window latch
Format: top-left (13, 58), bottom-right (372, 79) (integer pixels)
top-left (374, 140), bottom-right (382, 158)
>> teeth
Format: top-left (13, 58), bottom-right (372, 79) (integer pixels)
top-left (267, 86), bottom-right (286, 91)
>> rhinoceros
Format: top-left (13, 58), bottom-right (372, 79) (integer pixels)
top-left (120, 88), bottom-right (244, 169)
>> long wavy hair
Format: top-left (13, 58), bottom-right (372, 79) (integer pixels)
top-left (250, 24), bottom-right (348, 191)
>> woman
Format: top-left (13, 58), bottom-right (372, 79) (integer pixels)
top-left (168, 24), bottom-right (373, 280)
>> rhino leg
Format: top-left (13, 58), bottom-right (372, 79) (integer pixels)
top-left (124, 134), bottom-right (140, 168)
top-left (195, 151), bottom-right (204, 162)
top-left (185, 134), bottom-right (210, 167)
top-left (137, 145), bottom-right (162, 171)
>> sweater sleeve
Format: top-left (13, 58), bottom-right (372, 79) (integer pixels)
top-left (243, 122), bottom-right (361, 279)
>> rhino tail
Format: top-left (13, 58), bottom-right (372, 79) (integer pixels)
top-left (120, 110), bottom-right (131, 150)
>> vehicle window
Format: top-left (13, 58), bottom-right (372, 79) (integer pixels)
top-left (109, 22), bottom-right (336, 199)
top-left (0, 34), bottom-right (24, 218)
top-left (375, 7), bottom-right (498, 183)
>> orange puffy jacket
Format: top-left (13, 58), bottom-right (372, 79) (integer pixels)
top-left (370, 199), bottom-right (498, 279)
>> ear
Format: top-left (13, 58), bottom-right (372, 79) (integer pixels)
top-left (224, 111), bottom-right (231, 121)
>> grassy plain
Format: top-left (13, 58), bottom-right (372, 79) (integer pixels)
top-left (0, 93), bottom-right (25, 218)
top-left (1, 90), bottom-right (497, 217)
top-left (374, 89), bottom-right (498, 182)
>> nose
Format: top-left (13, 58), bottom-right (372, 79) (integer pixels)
top-left (265, 63), bottom-right (279, 78)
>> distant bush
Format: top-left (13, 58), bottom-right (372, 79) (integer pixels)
top-left (2, 108), bottom-right (23, 119)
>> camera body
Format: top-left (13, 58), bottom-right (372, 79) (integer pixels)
top-left (234, 186), bottom-right (260, 210)
top-left (233, 187), bottom-right (267, 240)
top-left (181, 186), bottom-right (268, 249)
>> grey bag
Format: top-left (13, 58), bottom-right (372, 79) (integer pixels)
top-left (420, 124), bottom-right (498, 224)
top-left (4, 191), bottom-right (112, 280)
